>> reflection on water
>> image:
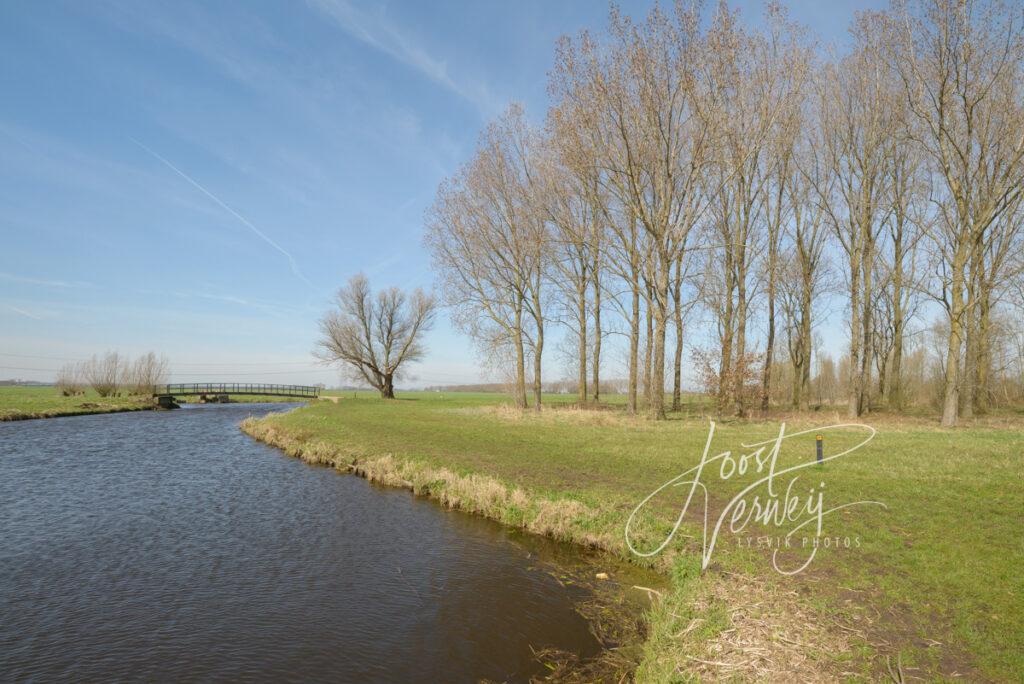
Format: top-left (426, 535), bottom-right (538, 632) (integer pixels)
top-left (0, 404), bottom-right (600, 682)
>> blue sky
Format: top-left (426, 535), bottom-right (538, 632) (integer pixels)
top-left (0, 0), bottom-right (882, 386)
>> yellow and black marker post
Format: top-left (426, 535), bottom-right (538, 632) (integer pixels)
top-left (816, 434), bottom-right (823, 465)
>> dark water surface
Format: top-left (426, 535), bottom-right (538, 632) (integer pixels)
top-left (0, 404), bottom-right (601, 682)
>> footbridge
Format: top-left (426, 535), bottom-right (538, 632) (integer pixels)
top-left (153, 383), bottom-right (321, 407)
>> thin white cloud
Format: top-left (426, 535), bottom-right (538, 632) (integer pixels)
top-left (0, 271), bottom-right (93, 288)
top-left (309, 0), bottom-right (498, 116)
top-left (173, 290), bottom-right (250, 306)
top-left (130, 138), bottom-right (316, 289)
top-left (3, 303), bottom-right (43, 320)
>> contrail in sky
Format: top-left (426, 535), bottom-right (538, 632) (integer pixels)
top-left (130, 138), bottom-right (315, 289)
top-left (3, 303), bottom-right (42, 320)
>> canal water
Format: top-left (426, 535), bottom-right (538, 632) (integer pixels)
top-left (0, 404), bottom-right (601, 682)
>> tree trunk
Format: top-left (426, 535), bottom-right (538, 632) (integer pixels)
top-left (591, 266), bottom-right (602, 403)
top-left (890, 321), bottom-right (904, 411)
top-left (761, 228), bottom-right (778, 415)
top-left (960, 303), bottom-right (976, 421)
top-left (513, 305), bottom-right (528, 410)
top-left (671, 254), bottom-right (684, 412)
top-left (533, 334), bottom-right (543, 412)
top-left (532, 287), bottom-right (544, 413)
top-left (799, 283), bottom-right (812, 411)
top-left (643, 285), bottom-right (653, 406)
top-left (718, 261), bottom-right (735, 415)
top-left (859, 233), bottom-right (875, 416)
top-left (732, 221), bottom-right (749, 418)
top-left (976, 289), bottom-right (992, 414)
top-left (760, 280), bottom-right (775, 414)
top-left (889, 220), bottom-right (905, 411)
top-left (890, 302), bottom-right (904, 412)
top-left (628, 281), bottom-right (640, 415)
top-left (650, 253), bottom-right (670, 420)
top-left (962, 247), bottom-right (983, 420)
top-left (381, 373), bottom-right (395, 399)
top-left (577, 280), bottom-right (588, 405)
top-left (733, 290), bottom-right (748, 418)
top-left (941, 248), bottom-right (967, 427)
top-left (877, 353), bottom-right (888, 400)
top-left (848, 245), bottom-right (863, 419)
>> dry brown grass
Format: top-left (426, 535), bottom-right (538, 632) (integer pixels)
top-left (239, 417), bottom-right (618, 551)
top-left (451, 403), bottom-right (660, 429)
top-left (687, 571), bottom-right (851, 682)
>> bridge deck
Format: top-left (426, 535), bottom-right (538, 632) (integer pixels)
top-left (154, 383), bottom-right (321, 398)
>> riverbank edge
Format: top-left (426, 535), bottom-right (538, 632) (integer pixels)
top-left (0, 403), bottom-right (158, 422)
top-left (238, 411), bottom-right (870, 681)
top-left (238, 414), bottom-right (698, 681)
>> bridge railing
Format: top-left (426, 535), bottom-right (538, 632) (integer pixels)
top-left (154, 383), bottom-right (321, 398)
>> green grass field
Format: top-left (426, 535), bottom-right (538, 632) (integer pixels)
top-left (0, 386), bottom-right (313, 420)
top-left (0, 386), bottom-right (155, 420)
top-left (249, 391), bottom-right (1023, 681)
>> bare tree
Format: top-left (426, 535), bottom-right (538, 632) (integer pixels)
top-left (316, 274), bottom-right (436, 399)
top-left (547, 83), bottom-right (611, 406)
top-left (784, 143), bottom-right (831, 410)
top-left (540, 152), bottom-right (596, 405)
top-left (890, 0), bottom-right (1024, 425)
top-left (670, 245), bottom-right (699, 411)
top-left (553, 4), bottom-right (715, 418)
top-left (82, 352), bottom-right (124, 397)
top-left (758, 9), bottom-right (811, 413)
top-left (426, 105), bottom-right (548, 410)
top-left (55, 362), bottom-right (84, 396)
top-left (125, 352), bottom-right (170, 395)
top-left (419, 0), bottom-right (1024, 424)
top-left (602, 206), bottom-right (645, 414)
top-left (969, 203), bottom-right (1024, 413)
top-left (874, 130), bottom-right (927, 410)
top-left (808, 13), bottom-right (897, 418)
top-left (699, 4), bottom-right (804, 417)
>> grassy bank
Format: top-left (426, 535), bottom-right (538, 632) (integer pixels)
top-left (241, 391), bottom-right (1023, 682)
top-left (0, 386), bottom-right (157, 420)
top-left (0, 386), bottom-right (316, 421)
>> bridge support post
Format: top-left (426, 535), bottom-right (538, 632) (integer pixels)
top-left (157, 395), bottom-right (179, 409)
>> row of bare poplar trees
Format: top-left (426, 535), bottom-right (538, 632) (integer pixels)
top-left (56, 352), bottom-right (169, 397)
top-left (425, 0), bottom-right (1024, 426)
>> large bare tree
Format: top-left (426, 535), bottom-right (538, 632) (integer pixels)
top-left (426, 105), bottom-right (548, 410)
top-left (890, 0), bottom-right (1024, 425)
top-left (551, 3), bottom-right (714, 419)
top-left (808, 13), bottom-right (897, 418)
top-left (785, 138), bottom-right (832, 410)
top-left (316, 274), bottom-right (436, 399)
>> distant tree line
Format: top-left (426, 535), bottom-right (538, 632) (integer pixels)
top-left (425, 0), bottom-right (1024, 425)
top-left (56, 352), bottom-right (169, 398)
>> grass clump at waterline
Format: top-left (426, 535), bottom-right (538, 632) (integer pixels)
top-left (241, 391), bottom-right (1024, 682)
top-left (0, 386), bottom-right (157, 421)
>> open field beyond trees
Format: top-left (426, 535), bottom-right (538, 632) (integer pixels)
top-left (244, 391), bottom-right (1023, 681)
top-left (0, 386), bottom-right (155, 421)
